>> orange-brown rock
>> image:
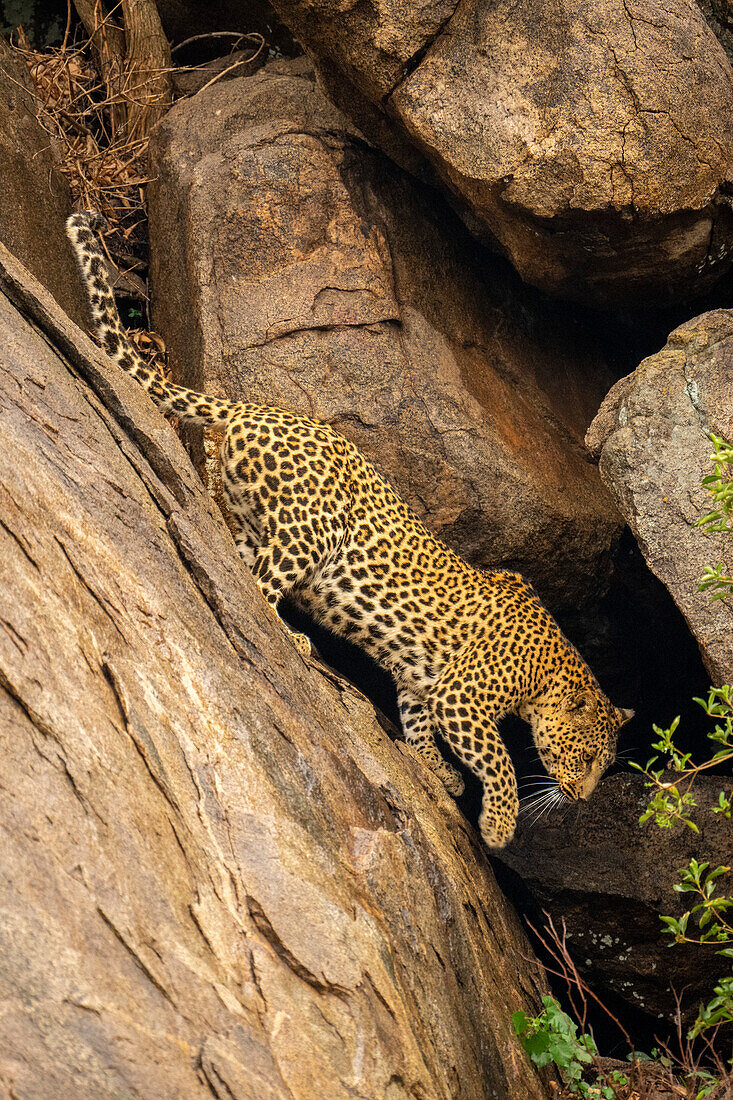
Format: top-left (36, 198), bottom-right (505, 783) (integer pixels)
top-left (148, 60), bottom-right (621, 610)
top-left (0, 241), bottom-right (553, 1098)
top-left (269, 0), bottom-right (733, 306)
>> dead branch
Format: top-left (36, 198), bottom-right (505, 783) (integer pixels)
top-left (73, 0), bottom-right (127, 137)
top-left (73, 0), bottom-right (171, 139)
top-left (527, 910), bottom-right (636, 1051)
top-left (120, 0), bottom-right (171, 139)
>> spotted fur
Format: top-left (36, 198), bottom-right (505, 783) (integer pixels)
top-left (66, 212), bottom-right (633, 848)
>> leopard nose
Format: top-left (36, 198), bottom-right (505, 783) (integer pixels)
top-left (580, 772), bottom-right (600, 800)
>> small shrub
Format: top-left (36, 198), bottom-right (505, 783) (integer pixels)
top-left (513, 994), bottom-right (627, 1097)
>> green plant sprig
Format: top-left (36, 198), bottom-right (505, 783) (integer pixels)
top-left (659, 857), bottom-right (733, 948)
top-left (697, 433), bottom-right (733, 599)
top-left (633, 683), bottom-right (733, 1038)
top-left (513, 995), bottom-right (627, 1098)
top-left (631, 686), bottom-right (733, 833)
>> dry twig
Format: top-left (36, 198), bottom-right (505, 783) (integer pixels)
top-left (11, 28), bottom-right (145, 231)
top-left (527, 910), bottom-right (635, 1051)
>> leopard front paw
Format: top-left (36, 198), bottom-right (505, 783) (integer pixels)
top-left (478, 807), bottom-right (516, 850)
top-left (289, 630), bottom-right (312, 657)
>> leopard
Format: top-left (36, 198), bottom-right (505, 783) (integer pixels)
top-left (66, 211), bottom-right (634, 849)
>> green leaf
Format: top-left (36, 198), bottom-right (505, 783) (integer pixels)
top-left (512, 1010), bottom-right (528, 1036)
top-left (524, 1031), bottom-right (551, 1059)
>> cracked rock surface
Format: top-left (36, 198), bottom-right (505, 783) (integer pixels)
top-left (269, 0), bottom-right (733, 306)
top-left (148, 59), bottom-right (621, 610)
top-left (586, 309), bottom-right (733, 684)
top-left (0, 242), bottom-right (552, 1098)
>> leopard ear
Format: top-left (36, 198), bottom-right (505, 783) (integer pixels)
top-left (565, 690), bottom-right (596, 715)
top-left (616, 707), bottom-right (635, 725)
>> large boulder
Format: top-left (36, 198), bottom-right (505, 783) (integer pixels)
top-left (0, 241), bottom-right (553, 1097)
top-left (498, 773), bottom-right (729, 1024)
top-left (147, 59), bottom-right (621, 611)
top-left (0, 38), bottom-right (88, 327)
top-left (268, 0), bottom-right (733, 307)
top-left (587, 310), bottom-right (733, 685)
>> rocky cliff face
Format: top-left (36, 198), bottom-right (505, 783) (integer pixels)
top-left (1, 6), bottom-right (732, 1092)
top-left (0, 242), bottom-right (552, 1100)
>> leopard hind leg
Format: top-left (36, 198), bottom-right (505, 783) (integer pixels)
top-left (398, 688), bottom-right (465, 796)
top-left (250, 496), bottom-right (348, 657)
top-left (250, 539), bottom-right (314, 656)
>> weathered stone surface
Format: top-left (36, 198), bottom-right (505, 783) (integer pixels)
top-left (498, 773), bottom-right (729, 1024)
top-left (148, 60), bottom-right (620, 610)
top-left (0, 38), bottom-right (88, 327)
top-left (0, 242), bottom-right (552, 1098)
top-left (270, 0), bottom-right (733, 306)
top-left (277, 0), bottom-right (456, 104)
top-left (587, 310), bottom-right (733, 685)
top-left (697, 0), bottom-right (733, 64)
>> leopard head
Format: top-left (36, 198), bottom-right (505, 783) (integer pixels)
top-left (520, 687), bottom-right (634, 802)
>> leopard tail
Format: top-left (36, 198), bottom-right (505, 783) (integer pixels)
top-left (66, 212), bottom-right (238, 425)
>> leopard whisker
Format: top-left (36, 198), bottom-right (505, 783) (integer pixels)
top-left (523, 800), bottom-right (552, 820)
top-left (525, 790), bottom-right (561, 825)
top-left (521, 779), bottom-right (559, 798)
top-left (519, 787), bottom-right (554, 805)
top-left (520, 786), bottom-right (557, 809)
top-left (522, 786), bottom-right (556, 806)
top-left (525, 803), bottom-right (546, 825)
top-left (528, 804), bottom-right (555, 827)
top-left (525, 783), bottom-right (568, 827)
